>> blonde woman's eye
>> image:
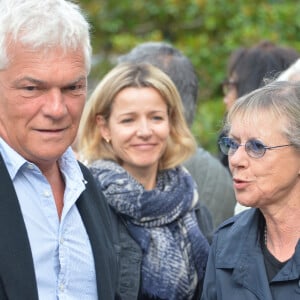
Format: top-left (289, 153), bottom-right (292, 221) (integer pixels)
top-left (152, 115), bottom-right (164, 120)
top-left (121, 118), bottom-right (133, 123)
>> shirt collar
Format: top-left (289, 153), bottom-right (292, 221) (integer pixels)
top-left (0, 138), bottom-right (86, 191)
top-left (0, 138), bottom-right (27, 180)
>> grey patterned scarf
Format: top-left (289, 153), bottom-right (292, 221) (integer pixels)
top-left (89, 159), bottom-right (209, 300)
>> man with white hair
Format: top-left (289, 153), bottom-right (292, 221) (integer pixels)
top-left (0, 1), bottom-right (117, 299)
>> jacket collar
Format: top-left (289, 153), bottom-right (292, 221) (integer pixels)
top-left (0, 154), bottom-right (39, 300)
top-left (215, 209), bottom-right (300, 298)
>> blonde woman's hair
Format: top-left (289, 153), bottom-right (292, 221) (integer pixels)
top-left (78, 62), bottom-right (197, 169)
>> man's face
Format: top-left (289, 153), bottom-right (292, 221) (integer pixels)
top-left (0, 42), bottom-right (87, 169)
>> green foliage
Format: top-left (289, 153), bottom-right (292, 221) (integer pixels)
top-left (192, 98), bottom-right (226, 155)
top-left (78, 0), bottom-right (300, 154)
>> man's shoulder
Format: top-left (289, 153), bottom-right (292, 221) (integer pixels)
top-left (183, 146), bottom-right (233, 193)
top-left (184, 147), bottom-right (229, 175)
top-left (184, 146), bottom-right (236, 228)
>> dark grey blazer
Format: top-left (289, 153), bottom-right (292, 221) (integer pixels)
top-left (0, 155), bottom-right (118, 300)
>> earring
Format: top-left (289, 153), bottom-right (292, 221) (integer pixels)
top-left (104, 138), bottom-right (110, 143)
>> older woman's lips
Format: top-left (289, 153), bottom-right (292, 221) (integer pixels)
top-left (233, 178), bottom-right (250, 189)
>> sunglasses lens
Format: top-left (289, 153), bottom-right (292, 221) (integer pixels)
top-left (247, 140), bottom-right (266, 157)
top-left (219, 137), bottom-right (238, 155)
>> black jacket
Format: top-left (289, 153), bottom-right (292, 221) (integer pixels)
top-left (202, 209), bottom-right (300, 300)
top-left (0, 155), bottom-right (118, 299)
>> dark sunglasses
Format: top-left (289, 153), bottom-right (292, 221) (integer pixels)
top-left (218, 136), bottom-right (293, 158)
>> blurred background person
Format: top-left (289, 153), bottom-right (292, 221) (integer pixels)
top-left (222, 40), bottom-right (299, 112)
top-left (276, 58), bottom-right (300, 82)
top-left (202, 81), bottom-right (300, 300)
top-left (118, 41), bottom-right (236, 228)
top-left (78, 63), bottom-right (211, 300)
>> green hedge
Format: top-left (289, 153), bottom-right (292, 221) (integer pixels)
top-left (79, 0), bottom-right (300, 154)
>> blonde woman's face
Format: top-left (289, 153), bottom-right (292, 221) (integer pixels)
top-left (99, 86), bottom-right (170, 179)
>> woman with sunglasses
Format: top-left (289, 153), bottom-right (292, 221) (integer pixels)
top-left (220, 41), bottom-right (300, 215)
top-left (219, 41), bottom-right (299, 170)
top-left (201, 81), bottom-right (300, 300)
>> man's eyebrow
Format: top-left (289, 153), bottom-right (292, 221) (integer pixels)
top-left (13, 77), bottom-right (44, 86)
top-left (66, 76), bottom-right (87, 86)
top-left (12, 75), bottom-right (87, 86)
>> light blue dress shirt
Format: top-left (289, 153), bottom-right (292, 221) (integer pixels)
top-left (0, 138), bottom-right (97, 300)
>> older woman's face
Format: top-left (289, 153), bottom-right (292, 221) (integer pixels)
top-left (228, 112), bottom-right (300, 210)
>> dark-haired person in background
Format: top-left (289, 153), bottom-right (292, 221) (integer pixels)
top-left (222, 40), bottom-right (299, 112)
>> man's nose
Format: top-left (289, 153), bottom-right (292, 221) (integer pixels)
top-left (43, 88), bottom-right (68, 118)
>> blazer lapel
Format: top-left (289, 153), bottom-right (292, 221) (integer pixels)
top-left (0, 154), bottom-right (39, 300)
top-left (77, 162), bottom-right (117, 300)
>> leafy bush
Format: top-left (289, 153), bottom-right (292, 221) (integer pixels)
top-left (79, 0), bottom-right (300, 154)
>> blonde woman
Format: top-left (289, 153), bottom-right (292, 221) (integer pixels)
top-left (78, 63), bottom-right (212, 300)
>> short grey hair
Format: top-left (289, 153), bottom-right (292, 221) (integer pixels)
top-left (0, 0), bottom-right (91, 72)
top-left (225, 81), bottom-right (300, 150)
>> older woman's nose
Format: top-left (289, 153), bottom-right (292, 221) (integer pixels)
top-left (229, 146), bottom-right (249, 169)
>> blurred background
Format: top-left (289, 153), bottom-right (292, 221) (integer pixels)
top-left (78, 0), bottom-right (300, 155)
